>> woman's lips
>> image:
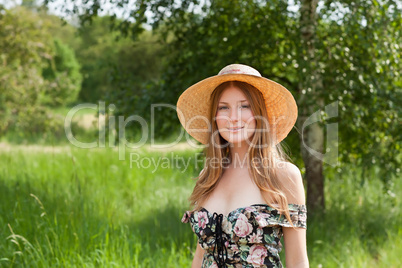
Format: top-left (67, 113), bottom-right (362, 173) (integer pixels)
top-left (227, 127), bottom-right (244, 132)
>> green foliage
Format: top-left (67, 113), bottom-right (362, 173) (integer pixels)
top-left (309, 0), bottom-right (402, 185)
top-left (70, 15), bottom-right (167, 142)
top-left (74, 16), bottom-right (119, 102)
top-left (104, 32), bottom-right (166, 140)
top-left (42, 38), bottom-right (82, 106)
top-left (40, 11), bottom-right (81, 51)
top-left (0, 6), bottom-right (52, 135)
top-left (74, 16), bottom-right (164, 105)
top-left (0, 6), bottom-right (82, 138)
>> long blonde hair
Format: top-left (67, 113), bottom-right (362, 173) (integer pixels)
top-left (189, 81), bottom-right (295, 223)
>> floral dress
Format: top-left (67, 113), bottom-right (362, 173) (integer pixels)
top-left (181, 204), bottom-right (307, 268)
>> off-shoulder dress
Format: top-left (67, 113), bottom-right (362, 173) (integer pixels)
top-left (182, 204), bottom-right (307, 268)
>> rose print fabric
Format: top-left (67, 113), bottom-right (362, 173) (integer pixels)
top-left (182, 204), bottom-right (307, 268)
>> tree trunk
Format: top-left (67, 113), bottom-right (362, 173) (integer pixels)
top-left (298, 0), bottom-right (325, 213)
top-left (297, 114), bottom-right (325, 212)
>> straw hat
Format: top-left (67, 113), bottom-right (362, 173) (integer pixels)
top-left (176, 64), bottom-right (298, 145)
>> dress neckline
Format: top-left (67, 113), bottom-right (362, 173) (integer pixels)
top-left (199, 203), bottom-right (279, 218)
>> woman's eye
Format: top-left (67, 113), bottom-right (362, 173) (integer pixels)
top-left (218, 106), bottom-right (228, 110)
top-left (241, 105), bottom-right (250, 109)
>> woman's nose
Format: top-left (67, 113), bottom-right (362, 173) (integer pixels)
top-left (229, 108), bottom-right (240, 122)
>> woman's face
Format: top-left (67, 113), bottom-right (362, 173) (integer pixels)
top-left (215, 85), bottom-right (256, 145)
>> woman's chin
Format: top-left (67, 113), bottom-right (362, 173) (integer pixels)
top-left (222, 136), bottom-right (252, 145)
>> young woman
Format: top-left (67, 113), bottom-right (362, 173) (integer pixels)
top-left (177, 64), bottom-right (309, 268)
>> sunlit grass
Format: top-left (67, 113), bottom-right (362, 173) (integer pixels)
top-left (306, 166), bottom-right (401, 268)
top-left (0, 146), bottom-right (400, 267)
top-left (0, 147), bottom-right (199, 267)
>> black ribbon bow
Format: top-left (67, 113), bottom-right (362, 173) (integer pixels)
top-left (212, 213), bottom-right (228, 267)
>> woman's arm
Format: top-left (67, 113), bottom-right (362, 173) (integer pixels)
top-left (283, 227), bottom-right (309, 268)
top-left (191, 243), bottom-right (205, 268)
top-left (279, 162), bottom-right (309, 268)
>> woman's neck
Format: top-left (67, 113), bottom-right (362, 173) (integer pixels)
top-left (228, 141), bottom-right (250, 169)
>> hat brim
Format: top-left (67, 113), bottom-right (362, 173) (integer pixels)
top-left (177, 73), bottom-right (298, 145)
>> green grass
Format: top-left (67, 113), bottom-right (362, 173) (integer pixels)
top-left (306, 166), bottom-right (401, 268)
top-left (0, 145), bottom-right (401, 267)
top-left (0, 147), bottom-right (200, 267)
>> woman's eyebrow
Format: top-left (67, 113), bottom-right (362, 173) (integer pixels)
top-left (219, 100), bottom-right (248, 104)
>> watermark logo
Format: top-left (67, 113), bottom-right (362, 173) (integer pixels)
top-left (301, 101), bottom-right (339, 167)
top-left (64, 100), bottom-right (339, 168)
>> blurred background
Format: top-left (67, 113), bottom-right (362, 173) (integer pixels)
top-left (0, 0), bottom-right (401, 267)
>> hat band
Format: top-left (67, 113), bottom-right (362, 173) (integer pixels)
top-left (218, 64), bottom-right (262, 77)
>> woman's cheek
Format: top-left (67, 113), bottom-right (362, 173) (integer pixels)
top-left (243, 113), bottom-right (256, 126)
top-left (215, 114), bottom-right (229, 128)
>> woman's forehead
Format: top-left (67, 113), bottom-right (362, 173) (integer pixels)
top-left (218, 86), bottom-right (249, 102)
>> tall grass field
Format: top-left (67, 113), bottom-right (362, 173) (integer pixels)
top-left (0, 145), bottom-right (401, 267)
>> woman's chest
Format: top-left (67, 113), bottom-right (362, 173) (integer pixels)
top-left (202, 171), bottom-right (266, 215)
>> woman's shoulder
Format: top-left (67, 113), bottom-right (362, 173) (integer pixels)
top-left (276, 161), bottom-right (302, 179)
top-left (275, 161), bottom-right (305, 204)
